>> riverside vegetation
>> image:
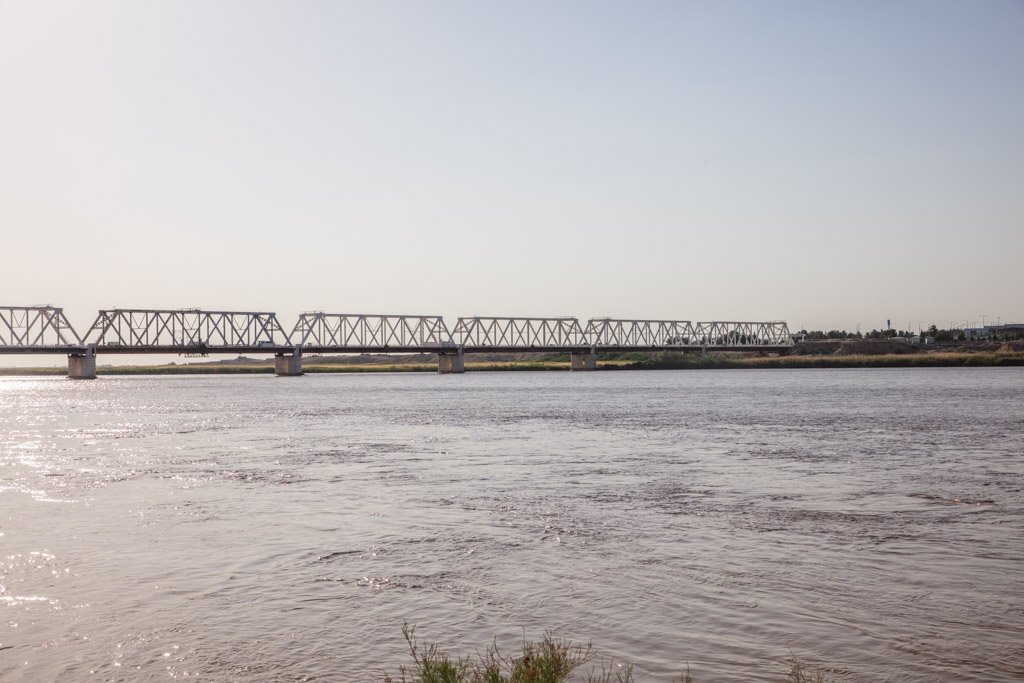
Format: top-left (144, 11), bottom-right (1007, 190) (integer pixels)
top-left (2, 346), bottom-right (1023, 376)
top-left (385, 624), bottom-right (834, 683)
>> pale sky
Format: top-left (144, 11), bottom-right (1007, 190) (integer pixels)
top-left (2, 0), bottom-right (1022, 337)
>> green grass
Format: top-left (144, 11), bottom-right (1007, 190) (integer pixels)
top-left (786, 649), bottom-right (832, 683)
top-left (385, 624), bottom-right (634, 683)
top-left (384, 625), bottom-right (835, 682)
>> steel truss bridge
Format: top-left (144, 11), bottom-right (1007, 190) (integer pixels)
top-left (1, 306), bottom-right (792, 377)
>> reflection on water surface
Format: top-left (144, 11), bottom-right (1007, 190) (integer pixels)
top-left (1, 369), bottom-right (1022, 681)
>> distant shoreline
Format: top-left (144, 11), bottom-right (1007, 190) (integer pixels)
top-left (2, 349), bottom-right (1022, 376)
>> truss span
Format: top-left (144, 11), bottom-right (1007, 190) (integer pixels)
top-left (292, 313), bottom-right (454, 352)
top-left (0, 305), bottom-right (82, 352)
top-left (585, 319), bottom-right (695, 348)
top-left (84, 309), bottom-right (292, 353)
top-left (0, 304), bottom-right (794, 357)
top-left (690, 321), bottom-right (792, 347)
top-left (452, 317), bottom-right (590, 350)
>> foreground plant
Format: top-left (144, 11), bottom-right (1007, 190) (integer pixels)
top-left (386, 623), bottom-right (830, 683)
top-left (786, 648), bottom-right (832, 683)
top-left (386, 623), bottom-right (624, 683)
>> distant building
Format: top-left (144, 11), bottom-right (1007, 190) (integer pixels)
top-left (964, 324), bottom-right (1024, 340)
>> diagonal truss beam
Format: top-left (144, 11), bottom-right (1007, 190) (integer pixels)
top-left (291, 313), bottom-right (454, 350)
top-left (585, 318), bottom-right (695, 347)
top-left (83, 309), bottom-right (291, 350)
top-left (0, 305), bottom-right (82, 349)
top-left (689, 321), bottom-right (792, 347)
top-left (452, 317), bottom-right (590, 349)
top-left (0, 305), bottom-right (794, 354)
top-left (585, 319), bottom-right (792, 348)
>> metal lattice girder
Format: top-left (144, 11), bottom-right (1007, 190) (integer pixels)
top-left (585, 318), bottom-right (696, 348)
top-left (452, 317), bottom-right (589, 349)
top-left (0, 305), bottom-right (82, 350)
top-left (690, 321), bottom-right (793, 347)
top-left (291, 313), bottom-right (454, 350)
top-left (84, 309), bottom-right (292, 350)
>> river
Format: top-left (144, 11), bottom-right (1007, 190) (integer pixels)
top-left (1, 368), bottom-right (1021, 681)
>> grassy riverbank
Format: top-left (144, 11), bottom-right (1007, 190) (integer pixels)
top-left (2, 350), bottom-right (1022, 376)
top-left (386, 625), bottom-right (834, 683)
top-left (610, 349), bottom-right (1024, 370)
top-left (0, 361), bottom-right (569, 376)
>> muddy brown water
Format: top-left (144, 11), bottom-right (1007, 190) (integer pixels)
top-left (1, 369), bottom-right (1021, 681)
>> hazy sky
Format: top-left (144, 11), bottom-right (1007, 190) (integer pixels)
top-left (2, 1), bottom-right (1022, 335)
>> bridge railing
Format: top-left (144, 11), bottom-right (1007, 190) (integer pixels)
top-left (452, 317), bottom-right (590, 349)
top-left (84, 309), bottom-right (292, 350)
top-left (0, 305), bottom-right (82, 349)
top-left (291, 313), bottom-right (454, 350)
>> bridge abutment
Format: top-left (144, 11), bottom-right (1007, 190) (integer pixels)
top-left (570, 350), bottom-right (597, 371)
top-left (438, 350), bottom-right (465, 374)
top-left (68, 346), bottom-right (97, 380)
top-left (275, 350), bottom-right (303, 376)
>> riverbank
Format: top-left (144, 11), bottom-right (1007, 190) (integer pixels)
top-left (614, 349), bottom-right (1024, 370)
top-left (2, 349), bottom-right (1023, 375)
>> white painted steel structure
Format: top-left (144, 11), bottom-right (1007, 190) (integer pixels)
top-left (690, 321), bottom-right (791, 347)
top-left (584, 319), bottom-right (791, 348)
top-left (0, 306), bottom-right (81, 351)
top-left (1, 307), bottom-right (793, 354)
top-left (292, 313), bottom-right (452, 351)
top-left (452, 317), bottom-right (590, 349)
top-left (1, 306), bottom-right (793, 377)
top-left (585, 319), bottom-right (695, 348)
top-left (84, 309), bottom-right (292, 351)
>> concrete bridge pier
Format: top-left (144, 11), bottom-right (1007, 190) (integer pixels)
top-left (438, 350), bottom-right (465, 374)
top-left (68, 346), bottom-right (97, 380)
top-left (275, 349), bottom-right (303, 376)
top-left (570, 350), bottom-right (597, 371)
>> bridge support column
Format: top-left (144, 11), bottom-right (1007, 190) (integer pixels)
top-left (68, 346), bottom-right (97, 380)
top-left (275, 350), bottom-right (303, 376)
top-left (438, 350), bottom-right (465, 374)
top-left (570, 350), bottom-right (597, 371)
